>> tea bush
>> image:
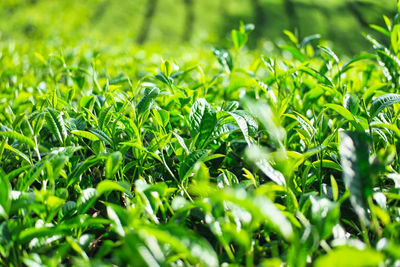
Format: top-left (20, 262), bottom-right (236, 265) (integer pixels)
top-left (1, 8), bottom-right (400, 267)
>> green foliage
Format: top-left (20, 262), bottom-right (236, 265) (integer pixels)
top-left (2, 6), bottom-right (400, 267)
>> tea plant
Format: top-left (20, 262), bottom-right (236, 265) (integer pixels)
top-left (2, 9), bottom-right (400, 267)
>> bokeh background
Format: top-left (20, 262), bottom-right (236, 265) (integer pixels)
top-left (0, 0), bottom-right (397, 55)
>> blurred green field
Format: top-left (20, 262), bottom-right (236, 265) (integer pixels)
top-left (0, 0), bottom-right (396, 55)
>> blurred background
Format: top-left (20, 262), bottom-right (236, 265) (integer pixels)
top-left (0, 0), bottom-right (397, 55)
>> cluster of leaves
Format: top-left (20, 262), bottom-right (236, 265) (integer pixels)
top-left (2, 12), bottom-right (400, 267)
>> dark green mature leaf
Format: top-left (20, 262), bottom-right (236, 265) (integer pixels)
top-left (61, 201), bottom-right (77, 218)
top-left (179, 149), bottom-right (208, 180)
top-left (369, 93), bottom-right (400, 118)
top-left (77, 188), bottom-right (97, 214)
top-left (136, 87), bottom-right (160, 115)
top-left (366, 34), bottom-right (400, 86)
top-left (189, 98), bottom-right (217, 147)
top-left (228, 110), bottom-right (258, 145)
top-left (67, 156), bottom-right (105, 187)
top-left (45, 108), bottom-right (67, 144)
top-left (339, 131), bottom-right (372, 223)
top-left (89, 129), bottom-right (113, 146)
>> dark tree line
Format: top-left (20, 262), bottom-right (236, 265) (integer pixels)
top-left (135, 0), bottom-right (393, 45)
top-left (136, 0), bottom-right (159, 44)
top-left (136, 0), bottom-right (195, 44)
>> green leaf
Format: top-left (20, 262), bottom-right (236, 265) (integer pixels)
top-left (67, 156), bottom-right (105, 187)
top-left (331, 175), bottom-right (339, 201)
top-left (47, 154), bottom-right (69, 181)
top-left (304, 87), bottom-right (325, 104)
top-left (0, 172), bottom-right (11, 218)
top-left (283, 30), bottom-right (298, 44)
top-left (232, 29), bottom-right (247, 49)
top-left (370, 24), bottom-right (391, 37)
top-left (98, 106), bottom-right (113, 130)
top-left (0, 131), bottom-right (35, 148)
top-left (391, 24), bottom-right (400, 54)
top-left (300, 34), bottom-right (321, 47)
top-left (189, 98), bottom-right (218, 147)
top-left (149, 225), bottom-right (219, 267)
top-left (172, 132), bottom-right (190, 154)
top-left (246, 146), bottom-right (286, 186)
top-left (309, 196), bottom-right (340, 239)
top-left (4, 143), bottom-right (31, 164)
top-left (344, 93), bottom-right (359, 115)
top-left (45, 108), bottom-right (67, 144)
top-left (46, 195), bottom-right (65, 211)
top-left (216, 169), bottom-right (239, 188)
top-left (311, 160), bottom-right (342, 171)
top-left (61, 201), bottom-right (77, 218)
top-left (256, 159), bottom-right (286, 186)
top-left (107, 205), bottom-right (125, 237)
top-left (77, 188), bottom-right (97, 214)
top-left (213, 48), bottom-right (233, 72)
top-left (152, 109), bottom-right (170, 128)
top-left (216, 188), bottom-right (294, 241)
top-left (228, 110), bottom-right (258, 145)
top-left (325, 104), bottom-right (355, 122)
top-left (18, 227), bottom-right (69, 245)
top-left (136, 87), bottom-right (160, 115)
top-left (97, 180), bottom-right (127, 196)
top-left (314, 246), bottom-right (384, 267)
top-left (340, 54), bottom-right (376, 73)
top-left (287, 111), bottom-right (316, 141)
top-left (80, 95), bottom-right (95, 109)
top-left (71, 130), bottom-right (99, 141)
top-left (339, 131), bottom-right (372, 223)
top-left (161, 60), bottom-right (172, 77)
top-left (105, 151), bottom-right (123, 179)
top-left (89, 129), bottom-right (113, 146)
top-left (280, 45), bottom-right (307, 62)
top-left (369, 93), bottom-right (400, 118)
top-left (325, 104), bottom-right (364, 131)
top-left (179, 149), bottom-right (209, 180)
top-left (319, 46), bottom-right (339, 63)
top-left (155, 72), bottom-right (171, 85)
